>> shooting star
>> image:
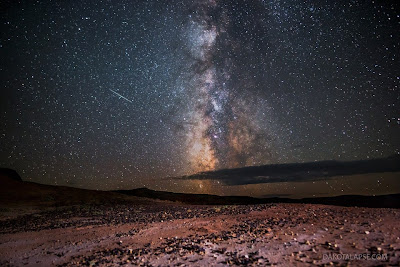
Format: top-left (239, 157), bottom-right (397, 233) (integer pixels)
top-left (109, 89), bottom-right (133, 103)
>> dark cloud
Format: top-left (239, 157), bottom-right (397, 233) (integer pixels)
top-left (178, 155), bottom-right (400, 186)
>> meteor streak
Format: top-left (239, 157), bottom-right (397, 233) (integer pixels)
top-left (109, 89), bottom-right (133, 103)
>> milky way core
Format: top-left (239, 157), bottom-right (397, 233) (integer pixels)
top-left (182, 0), bottom-right (275, 174)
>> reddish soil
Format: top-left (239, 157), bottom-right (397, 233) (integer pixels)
top-left (1, 203), bottom-right (399, 266)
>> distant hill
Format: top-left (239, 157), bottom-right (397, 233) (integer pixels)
top-left (116, 188), bottom-right (400, 208)
top-left (116, 187), bottom-right (262, 205)
top-left (0, 170), bottom-right (157, 207)
top-left (1, 168), bottom-right (398, 209)
top-left (0, 168), bottom-right (22, 182)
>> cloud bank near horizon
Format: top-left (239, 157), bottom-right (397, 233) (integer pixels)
top-left (176, 156), bottom-right (400, 186)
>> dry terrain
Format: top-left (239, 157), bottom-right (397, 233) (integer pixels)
top-left (1, 171), bottom-right (399, 266)
top-left (1, 203), bottom-right (399, 266)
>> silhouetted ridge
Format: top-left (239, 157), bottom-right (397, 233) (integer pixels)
top-left (0, 168), bottom-right (22, 182)
top-left (116, 188), bottom-right (400, 208)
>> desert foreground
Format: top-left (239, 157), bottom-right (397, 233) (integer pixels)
top-left (1, 202), bottom-right (399, 266)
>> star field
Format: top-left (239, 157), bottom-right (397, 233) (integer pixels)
top-left (0, 0), bottom-right (399, 196)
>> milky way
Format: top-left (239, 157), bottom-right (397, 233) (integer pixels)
top-left (182, 0), bottom-right (276, 173)
top-left (0, 0), bottom-right (399, 196)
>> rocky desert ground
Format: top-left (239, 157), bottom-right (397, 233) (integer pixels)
top-left (1, 170), bottom-right (399, 266)
top-left (1, 202), bottom-right (399, 266)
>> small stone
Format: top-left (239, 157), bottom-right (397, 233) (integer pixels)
top-left (365, 231), bottom-right (370, 235)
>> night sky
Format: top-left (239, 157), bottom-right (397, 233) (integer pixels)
top-left (1, 0), bottom-right (399, 197)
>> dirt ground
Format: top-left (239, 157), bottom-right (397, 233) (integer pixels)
top-left (0, 203), bottom-right (399, 266)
